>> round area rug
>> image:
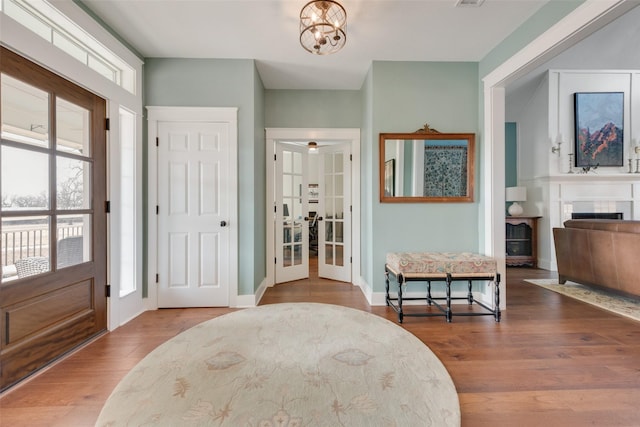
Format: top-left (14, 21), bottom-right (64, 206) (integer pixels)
top-left (96, 303), bottom-right (460, 426)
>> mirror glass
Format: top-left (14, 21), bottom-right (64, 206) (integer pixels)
top-left (379, 132), bottom-right (475, 202)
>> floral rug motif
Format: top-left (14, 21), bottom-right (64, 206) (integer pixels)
top-left (525, 279), bottom-right (640, 322)
top-left (96, 303), bottom-right (460, 426)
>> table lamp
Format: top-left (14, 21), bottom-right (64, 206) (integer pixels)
top-left (506, 186), bottom-right (526, 216)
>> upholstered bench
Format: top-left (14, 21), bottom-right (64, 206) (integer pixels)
top-left (385, 252), bottom-right (501, 323)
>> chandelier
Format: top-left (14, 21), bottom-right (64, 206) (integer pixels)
top-left (299, 0), bottom-right (347, 55)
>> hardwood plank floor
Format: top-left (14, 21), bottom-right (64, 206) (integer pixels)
top-left (1, 264), bottom-right (639, 426)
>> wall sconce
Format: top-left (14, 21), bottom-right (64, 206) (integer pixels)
top-left (308, 141), bottom-right (318, 152)
top-left (551, 135), bottom-right (563, 154)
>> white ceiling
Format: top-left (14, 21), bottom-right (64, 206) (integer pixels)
top-left (81, 0), bottom-right (550, 90)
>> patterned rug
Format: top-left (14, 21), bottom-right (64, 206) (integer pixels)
top-left (96, 303), bottom-right (460, 426)
top-left (525, 279), bottom-right (640, 322)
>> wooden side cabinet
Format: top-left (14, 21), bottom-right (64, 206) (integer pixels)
top-left (505, 216), bottom-right (541, 267)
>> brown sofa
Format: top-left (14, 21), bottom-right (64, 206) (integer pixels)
top-left (553, 219), bottom-right (640, 298)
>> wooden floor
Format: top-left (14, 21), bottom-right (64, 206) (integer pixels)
top-left (1, 264), bottom-right (639, 426)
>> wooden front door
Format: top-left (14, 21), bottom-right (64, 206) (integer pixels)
top-left (0, 47), bottom-right (107, 390)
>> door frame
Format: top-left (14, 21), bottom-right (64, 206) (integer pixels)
top-left (265, 128), bottom-right (361, 288)
top-left (147, 107), bottom-right (238, 309)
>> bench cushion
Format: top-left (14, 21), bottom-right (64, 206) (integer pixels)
top-left (386, 252), bottom-right (497, 278)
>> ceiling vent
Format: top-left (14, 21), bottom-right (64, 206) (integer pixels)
top-left (456, 0), bottom-right (485, 7)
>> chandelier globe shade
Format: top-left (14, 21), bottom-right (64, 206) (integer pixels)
top-left (300, 0), bottom-right (347, 55)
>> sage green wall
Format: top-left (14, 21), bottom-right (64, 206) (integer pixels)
top-left (144, 58), bottom-right (265, 296)
top-left (505, 122), bottom-right (518, 188)
top-left (479, 0), bottom-right (584, 79)
top-left (476, 1), bottom-right (583, 248)
top-left (360, 68), bottom-right (381, 286)
top-left (366, 61), bottom-right (479, 292)
top-left (253, 65), bottom-right (266, 289)
top-left (360, 69), bottom-right (374, 290)
top-left (264, 90), bottom-right (361, 127)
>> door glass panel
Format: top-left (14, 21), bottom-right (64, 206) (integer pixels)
top-left (283, 221), bottom-right (292, 244)
top-left (325, 221), bottom-right (333, 242)
top-left (1, 74), bottom-right (49, 148)
top-left (335, 222), bottom-right (343, 243)
top-left (325, 244), bottom-right (334, 265)
top-left (293, 244), bottom-right (302, 265)
top-left (325, 174), bottom-right (334, 197)
top-left (1, 216), bottom-right (51, 281)
top-left (57, 156), bottom-right (91, 210)
top-left (283, 175), bottom-right (293, 197)
top-left (56, 97), bottom-right (90, 156)
top-left (293, 151), bottom-right (302, 174)
top-left (283, 246), bottom-right (292, 267)
top-left (335, 174), bottom-right (344, 196)
top-left (292, 198), bottom-right (302, 221)
top-left (335, 244), bottom-right (344, 266)
top-left (283, 151), bottom-right (292, 173)
top-left (334, 153), bottom-right (343, 173)
top-left (56, 214), bottom-right (91, 268)
top-left (325, 199), bottom-right (334, 219)
top-left (335, 197), bottom-right (344, 219)
top-left (1, 145), bottom-right (49, 210)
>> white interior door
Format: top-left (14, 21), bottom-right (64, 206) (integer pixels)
top-left (318, 144), bottom-right (351, 282)
top-left (275, 143), bottom-right (309, 283)
top-left (157, 121), bottom-right (230, 307)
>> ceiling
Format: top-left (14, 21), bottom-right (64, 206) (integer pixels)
top-left (80, 0), bottom-right (550, 90)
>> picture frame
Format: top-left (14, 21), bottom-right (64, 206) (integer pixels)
top-left (379, 129), bottom-right (475, 203)
top-left (384, 159), bottom-right (395, 197)
top-left (574, 92), bottom-right (624, 167)
top-left (308, 184), bottom-right (319, 203)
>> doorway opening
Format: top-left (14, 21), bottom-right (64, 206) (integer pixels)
top-left (265, 128), bottom-right (361, 288)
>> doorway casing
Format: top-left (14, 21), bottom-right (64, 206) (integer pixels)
top-left (482, 0), bottom-right (634, 311)
top-left (265, 128), bottom-right (361, 292)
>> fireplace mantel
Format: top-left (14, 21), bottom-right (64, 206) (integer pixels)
top-left (521, 174), bottom-right (640, 271)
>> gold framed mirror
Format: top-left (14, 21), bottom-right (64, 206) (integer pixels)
top-left (379, 127), bottom-right (475, 203)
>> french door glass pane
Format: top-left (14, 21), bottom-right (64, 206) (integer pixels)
top-left (57, 97), bottom-right (91, 156)
top-left (1, 216), bottom-right (51, 282)
top-left (56, 214), bottom-right (91, 268)
top-left (56, 156), bottom-right (91, 210)
top-left (1, 145), bottom-right (50, 210)
top-left (1, 74), bottom-right (49, 148)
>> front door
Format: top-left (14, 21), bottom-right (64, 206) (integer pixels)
top-left (0, 48), bottom-right (107, 390)
top-left (318, 144), bottom-right (351, 282)
top-left (156, 121), bottom-right (231, 307)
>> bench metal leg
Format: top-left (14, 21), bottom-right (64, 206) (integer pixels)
top-left (445, 273), bottom-right (452, 323)
top-left (397, 274), bottom-right (404, 323)
top-left (494, 273), bottom-right (501, 322)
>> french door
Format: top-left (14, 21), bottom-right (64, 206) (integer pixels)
top-left (274, 143), bottom-right (309, 283)
top-left (0, 47), bottom-right (107, 390)
top-left (318, 144), bottom-right (351, 282)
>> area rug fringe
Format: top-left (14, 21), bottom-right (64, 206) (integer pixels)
top-left (524, 279), bottom-right (640, 322)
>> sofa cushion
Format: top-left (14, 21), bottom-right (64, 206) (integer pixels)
top-left (564, 219), bottom-right (640, 233)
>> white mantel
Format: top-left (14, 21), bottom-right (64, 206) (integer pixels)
top-left (523, 174), bottom-right (640, 271)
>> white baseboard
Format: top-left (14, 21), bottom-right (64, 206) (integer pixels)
top-left (357, 276), bottom-right (374, 305)
top-left (235, 277), bottom-right (268, 308)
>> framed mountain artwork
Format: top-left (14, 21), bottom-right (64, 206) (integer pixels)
top-left (574, 92), bottom-right (624, 168)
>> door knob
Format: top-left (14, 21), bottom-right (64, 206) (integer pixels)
top-left (317, 216), bottom-right (323, 221)
top-left (220, 220), bottom-right (227, 227)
